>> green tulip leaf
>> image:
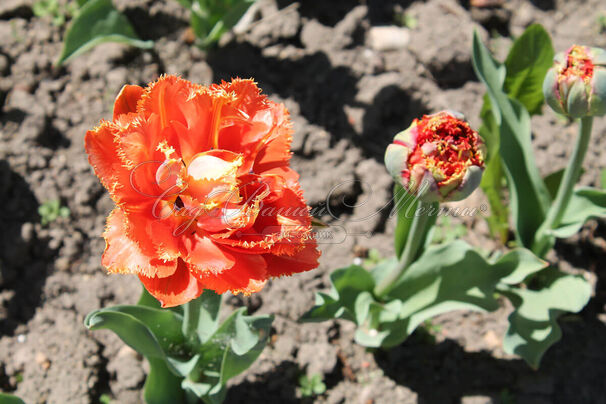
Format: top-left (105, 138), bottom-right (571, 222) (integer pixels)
top-left (499, 270), bottom-right (591, 368)
top-left (551, 187), bottom-right (606, 238)
top-left (303, 241), bottom-right (547, 349)
top-left (144, 358), bottom-right (186, 404)
top-left (182, 308), bottom-right (272, 403)
top-left (478, 25), bottom-right (554, 243)
top-left (301, 265), bottom-right (375, 322)
top-left (472, 30), bottom-right (551, 248)
top-left (503, 24), bottom-right (555, 115)
top-left (188, 0), bottom-right (256, 48)
top-left (57, 0), bottom-right (153, 65)
top-left (100, 305), bottom-right (186, 354)
top-left (0, 393), bottom-right (27, 404)
top-left (387, 241), bottom-right (547, 338)
top-left (84, 308), bottom-right (166, 359)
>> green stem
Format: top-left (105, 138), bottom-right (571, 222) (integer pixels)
top-left (183, 296), bottom-right (202, 349)
top-left (374, 200), bottom-right (436, 297)
top-left (533, 116), bottom-right (593, 257)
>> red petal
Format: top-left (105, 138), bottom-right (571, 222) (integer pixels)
top-left (138, 75), bottom-right (199, 129)
top-left (85, 121), bottom-right (149, 205)
top-left (182, 234), bottom-right (236, 272)
top-left (139, 259), bottom-right (204, 307)
top-left (113, 85), bottom-right (144, 121)
top-left (102, 208), bottom-right (177, 278)
top-left (263, 242), bottom-right (320, 277)
top-left (192, 251), bottom-right (267, 294)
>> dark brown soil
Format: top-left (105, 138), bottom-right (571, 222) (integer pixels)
top-left (1, 0), bottom-right (606, 403)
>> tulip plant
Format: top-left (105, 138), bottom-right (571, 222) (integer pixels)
top-left (84, 76), bottom-right (319, 403)
top-left (304, 25), bottom-right (603, 368)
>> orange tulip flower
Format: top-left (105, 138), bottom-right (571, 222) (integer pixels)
top-left (86, 76), bottom-right (320, 307)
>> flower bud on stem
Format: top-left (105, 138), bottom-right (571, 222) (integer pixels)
top-left (533, 116), bottom-right (593, 257)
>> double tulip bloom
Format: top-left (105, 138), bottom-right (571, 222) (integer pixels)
top-left (86, 76), bottom-right (320, 307)
top-left (385, 111), bottom-right (485, 203)
top-left (543, 45), bottom-right (606, 118)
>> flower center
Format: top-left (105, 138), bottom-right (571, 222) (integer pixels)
top-left (409, 114), bottom-right (483, 184)
top-left (562, 45), bottom-right (594, 82)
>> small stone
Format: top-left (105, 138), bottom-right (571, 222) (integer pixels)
top-left (35, 352), bottom-right (51, 370)
top-left (54, 257), bottom-right (70, 272)
top-left (296, 342), bottom-right (337, 376)
top-left (274, 335), bottom-right (295, 357)
top-left (461, 396), bottom-right (493, 404)
top-left (20, 222), bottom-right (34, 243)
top-left (367, 26), bottom-right (410, 52)
top-left (482, 330), bottom-right (501, 349)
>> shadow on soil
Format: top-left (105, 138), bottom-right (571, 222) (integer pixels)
top-left (226, 360), bottom-right (300, 403)
top-left (0, 161), bottom-right (50, 336)
top-left (207, 43), bottom-right (427, 161)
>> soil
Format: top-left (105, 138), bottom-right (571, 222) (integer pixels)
top-left (1, 0), bottom-right (606, 403)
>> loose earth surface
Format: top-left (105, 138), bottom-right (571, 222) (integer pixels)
top-left (1, 0), bottom-right (606, 403)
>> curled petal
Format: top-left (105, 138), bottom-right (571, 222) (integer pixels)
top-left (139, 259), bottom-right (204, 308)
top-left (263, 242), bottom-right (321, 277)
top-left (102, 208), bottom-right (177, 278)
top-left (113, 85), bottom-right (144, 121)
top-left (192, 252), bottom-right (267, 294)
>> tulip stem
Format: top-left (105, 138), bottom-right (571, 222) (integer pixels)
top-left (375, 200), bottom-right (437, 297)
top-left (533, 116), bottom-right (593, 257)
top-left (183, 297), bottom-right (203, 349)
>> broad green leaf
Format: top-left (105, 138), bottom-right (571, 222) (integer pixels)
top-left (370, 257), bottom-right (398, 287)
top-left (0, 393), bottom-right (26, 404)
top-left (84, 308), bottom-right (165, 359)
top-left (189, 0), bottom-right (255, 48)
top-left (551, 187), bottom-right (606, 238)
top-left (196, 290), bottom-right (222, 343)
top-left (503, 24), bottom-right (555, 115)
top-left (301, 265), bottom-right (375, 322)
top-left (479, 95), bottom-right (510, 243)
top-left (219, 314), bottom-right (272, 381)
top-left (472, 31), bottom-right (551, 248)
top-left (101, 305), bottom-right (185, 354)
top-left (57, 0), bottom-right (153, 65)
top-left (500, 270), bottom-right (591, 368)
top-left (478, 25), bottom-right (553, 242)
top-left (601, 168), bottom-right (606, 189)
top-left (495, 248), bottom-right (547, 285)
top-left (388, 241), bottom-right (545, 335)
top-left (182, 290), bottom-right (222, 349)
top-left (144, 358), bottom-right (185, 404)
top-left (184, 308), bottom-right (272, 403)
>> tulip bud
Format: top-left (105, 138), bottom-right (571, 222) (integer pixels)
top-left (543, 45), bottom-right (606, 118)
top-left (385, 111), bottom-right (485, 203)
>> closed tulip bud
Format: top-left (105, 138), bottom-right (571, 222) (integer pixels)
top-left (385, 111), bottom-right (485, 203)
top-left (543, 45), bottom-right (606, 118)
